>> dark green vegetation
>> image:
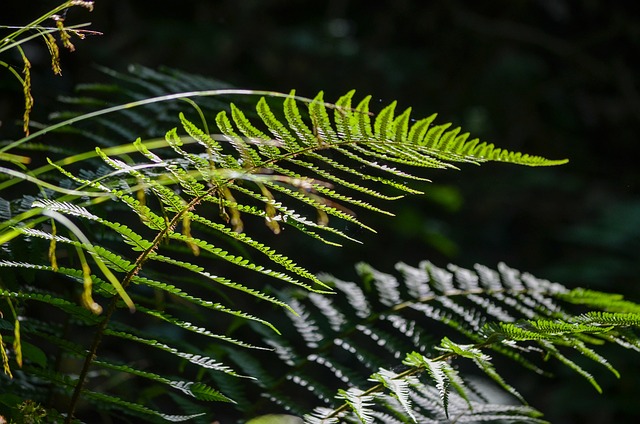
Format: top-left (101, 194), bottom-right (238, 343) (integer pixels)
top-left (1, 2), bottom-right (639, 423)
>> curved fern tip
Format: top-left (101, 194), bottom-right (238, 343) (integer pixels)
top-left (518, 155), bottom-right (569, 166)
top-left (546, 158), bottom-right (569, 166)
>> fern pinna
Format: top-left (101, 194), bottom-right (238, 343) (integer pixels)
top-left (3, 87), bottom-right (632, 423)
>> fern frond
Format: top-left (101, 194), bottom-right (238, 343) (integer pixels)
top-left (558, 289), bottom-right (640, 313)
top-left (133, 305), bottom-right (268, 350)
top-left (184, 210), bottom-right (326, 286)
top-left (102, 328), bottom-right (241, 375)
top-left (579, 311), bottom-right (640, 326)
top-left (92, 359), bottom-right (233, 402)
top-left (0, 279), bottom-right (101, 324)
top-left (83, 390), bottom-right (205, 422)
top-left (221, 259), bottom-right (640, 422)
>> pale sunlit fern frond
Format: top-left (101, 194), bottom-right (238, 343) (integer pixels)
top-left (211, 260), bottom-right (640, 423)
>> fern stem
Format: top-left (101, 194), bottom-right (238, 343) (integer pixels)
top-left (65, 207), bottom-right (180, 420)
top-left (64, 300), bottom-right (114, 422)
top-left (64, 169), bottom-right (230, 420)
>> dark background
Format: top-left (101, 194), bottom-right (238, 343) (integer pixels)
top-left (2, 1), bottom-right (640, 422)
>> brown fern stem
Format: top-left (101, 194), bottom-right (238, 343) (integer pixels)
top-left (64, 186), bottom-right (214, 422)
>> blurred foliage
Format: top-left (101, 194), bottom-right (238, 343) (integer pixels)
top-left (2, 1), bottom-right (639, 423)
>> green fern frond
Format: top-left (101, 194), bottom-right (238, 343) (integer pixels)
top-left (439, 337), bottom-right (527, 404)
top-left (558, 289), bottom-right (640, 313)
top-left (134, 305), bottom-right (268, 350)
top-left (83, 391), bottom-right (205, 422)
top-left (570, 339), bottom-right (621, 379)
top-left (147, 252), bottom-right (296, 312)
top-left (579, 311), bottom-right (640, 326)
top-left (0, 279), bottom-right (101, 324)
top-left (103, 328), bottom-right (241, 375)
top-left (495, 320), bottom-right (612, 341)
top-left (92, 360), bottom-right (233, 402)
top-left (184, 211), bottom-right (331, 286)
